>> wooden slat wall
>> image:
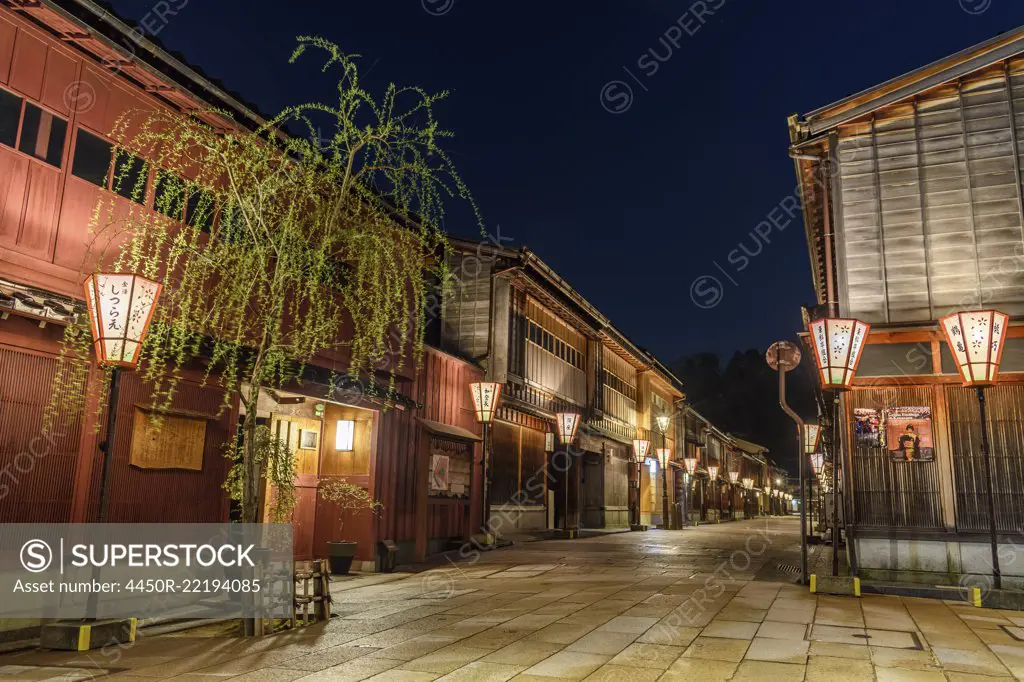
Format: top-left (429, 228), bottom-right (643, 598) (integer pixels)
top-left (441, 252), bottom-right (491, 360)
top-left (522, 296), bottom-right (586, 405)
top-left (849, 387), bottom-right (944, 528)
top-left (946, 383), bottom-right (1024, 532)
top-left (602, 347), bottom-right (637, 427)
top-left (837, 65), bottom-right (1024, 322)
top-left (88, 370), bottom-right (233, 523)
top-left (0, 344), bottom-right (83, 522)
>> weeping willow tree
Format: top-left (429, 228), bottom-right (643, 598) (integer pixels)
top-left (50, 37), bottom-right (480, 523)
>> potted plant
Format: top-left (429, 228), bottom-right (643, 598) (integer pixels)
top-left (319, 478), bottom-right (383, 575)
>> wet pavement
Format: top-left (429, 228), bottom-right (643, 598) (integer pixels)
top-left (4, 517), bottom-right (1024, 680)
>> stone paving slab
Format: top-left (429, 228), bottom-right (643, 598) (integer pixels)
top-left (4, 519), bottom-right (1024, 680)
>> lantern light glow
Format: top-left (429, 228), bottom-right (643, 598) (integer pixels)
top-left (632, 439), bottom-right (651, 463)
top-left (683, 457), bottom-right (698, 475)
top-left (469, 382), bottom-right (502, 424)
top-left (556, 412), bottom-right (582, 444)
top-left (803, 423), bottom-right (822, 454)
top-left (728, 471), bottom-right (739, 483)
top-left (807, 317), bottom-right (871, 390)
top-left (655, 448), bottom-right (671, 469)
top-left (810, 452), bottom-right (824, 477)
top-left (83, 272), bottom-right (162, 368)
top-left (940, 310), bottom-right (1009, 387)
top-left (707, 465), bottom-right (719, 480)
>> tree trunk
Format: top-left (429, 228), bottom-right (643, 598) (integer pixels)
top-left (241, 382), bottom-right (263, 524)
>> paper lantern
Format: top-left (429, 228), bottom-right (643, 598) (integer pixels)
top-left (469, 382), bottom-right (502, 424)
top-left (940, 310), bottom-right (1009, 386)
top-left (807, 317), bottom-right (871, 390)
top-left (556, 412), bottom-right (581, 444)
top-left (83, 272), bottom-right (161, 368)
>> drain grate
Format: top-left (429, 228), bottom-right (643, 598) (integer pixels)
top-left (775, 563), bottom-right (801, 574)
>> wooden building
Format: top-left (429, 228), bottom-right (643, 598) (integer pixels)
top-left (790, 27), bottom-right (1024, 585)
top-left (441, 238), bottom-right (685, 534)
top-left (679, 408), bottom-right (772, 524)
top-left (0, 0), bottom-right (490, 595)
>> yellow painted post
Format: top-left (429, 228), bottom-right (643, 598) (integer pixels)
top-left (973, 587), bottom-right (982, 608)
top-left (77, 625), bottom-right (92, 651)
top-left (810, 574), bottom-right (817, 593)
top-left (854, 577), bottom-right (861, 597)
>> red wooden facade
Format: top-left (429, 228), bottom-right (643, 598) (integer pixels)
top-left (0, 3), bottom-right (482, 569)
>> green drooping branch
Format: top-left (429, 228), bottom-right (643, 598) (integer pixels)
top-left (47, 37), bottom-right (480, 523)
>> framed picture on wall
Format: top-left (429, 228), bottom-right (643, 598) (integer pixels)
top-left (300, 429), bottom-right (319, 450)
top-left (885, 407), bottom-right (934, 462)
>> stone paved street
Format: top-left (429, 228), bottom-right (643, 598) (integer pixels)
top-left (5, 518), bottom-right (1024, 680)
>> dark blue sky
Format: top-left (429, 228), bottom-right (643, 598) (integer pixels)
top-left (109, 0), bottom-right (1022, 362)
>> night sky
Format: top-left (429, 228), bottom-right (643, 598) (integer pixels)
top-left (108, 0), bottom-right (1022, 362)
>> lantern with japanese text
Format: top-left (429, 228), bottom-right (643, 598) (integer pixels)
top-left (807, 317), bottom-right (871, 390)
top-left (84, 272), bottom-right (162, 368)
top-left (469, 382), bottom-right (502, 424)
top-left (556, 412), bottom-right (581, 444)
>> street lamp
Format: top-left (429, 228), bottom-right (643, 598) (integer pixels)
top-left (941, 309), bottom-right (1009, 589)
top-left (470, 382), bottom-right (503, 536)
top-left (83, 272), bottom-right (161, 522)
top-left (654, 416), bottom-right (671, 529)
top-left (631, 439), bottom-right (650, 529)
top-left (556, 412), bottom-right (581, 444)
top-left (656, 448), bottom-right (671, 530)
top-left (810, 453), bottom-right (825, 478)
top-left (556, 411), bottom-right (582, 535)
top-left (807, 317), bottom-right (871, 390)
top-left (804, 423), bottom-right (822, 455)
top-left (807, 316), bottom-right (871, 579)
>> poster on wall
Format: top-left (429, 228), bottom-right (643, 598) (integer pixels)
top-left (430, 454), bottom-right (450, 491)
top-left (854, 408), bottom-right (883, 447)
top-left (885, 407), bottom-right (934, 462)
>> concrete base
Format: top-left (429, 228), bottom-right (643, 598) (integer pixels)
top-left (811, 574), bottom-right (861, 597)
top-left (856, 536), bottom-right (1024, 590)
top-left (40, 619), bottom-right (136, 651)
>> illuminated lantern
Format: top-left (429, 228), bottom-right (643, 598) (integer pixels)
top-left (632, 439), bottom-right (651, 463)
top-left (742, 477), bottom-right (753, 489)
top-left (707, 465), bottom-right (719, 480)
top-left (556, 412), bottom-right (581, 444)
top-left (469, 382), bottom-right (502, 424)
top-left (810, 453), bottom-right (825, 478)
top-left (83, 272), bottom-right (161, 368)
top-left (807, 317), bottom-right (871, 390)
top-left (803, 423), bottom-right (822, 454)
top-left (940, 310), bottom-right (1009, 386)
top-left (655, 415), bottom-right (671, 434)
top-left (683, 457), bottom-right (698, 475)
top-left (728, 471), bottom-right (739, 484)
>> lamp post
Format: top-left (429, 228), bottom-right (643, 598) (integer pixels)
top-left (742, 477), bottom-right (753, 518)
top-left (728, 471), bottom-right (739, 521)
top-left (706, 464), bottom-right (719, 521)
top-left (941, 310), bottom-right (1009, 590)
top-left (556, 411), bottom-right (582, 534)
top-left (683, 455), bottom-right (697, 527)
top-left (469, 382), bottom-right (503, 538)
top-left (83, 272), bottom-right (162, 522)
top-left (655, 448), bottom-right (671, 529)
top-left (807, 316), bottom-right (871, 578)
top-left (631, 438), bottom-right (650, 530)
top-left (655, 415), bottom-right (671, 529)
